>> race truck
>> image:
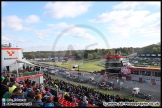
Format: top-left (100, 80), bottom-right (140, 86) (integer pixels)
top-left (98, 82), bottom-right (113, 91)
top-left (48, 69), bottom-right (56, 75)
top-left (102, 81), bottom-right (126, 91)
top-left (89, 77), bottom-right (97, 85)
top-left (132, 87), bottom-right (152, 100)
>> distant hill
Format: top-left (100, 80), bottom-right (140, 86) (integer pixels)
top-left (156, 42), bottom-right (161, 45)
top-left (133, 48), bottom-right (141, 53)
top-left (137, 42), bottom-right (161, 54)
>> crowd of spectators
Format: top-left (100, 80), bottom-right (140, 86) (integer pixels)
top-left (1, 73), bottom-right (59, 107)
top-left (1, 72), bottom-right (137, 107)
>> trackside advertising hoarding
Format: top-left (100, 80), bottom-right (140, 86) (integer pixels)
top-left (141, 54), bottom-right (145, 56)
top-left (137, 53), bottom-right (161, 57)
top-left (151, 54), bottom-right (156, 56)
top-left (146, 54), bottom-right (150, 56)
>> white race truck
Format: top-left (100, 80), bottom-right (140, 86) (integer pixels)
top-left (132, 87), bottom-right (151, 100)
top-left (132, 87), bottom-right (140, 95)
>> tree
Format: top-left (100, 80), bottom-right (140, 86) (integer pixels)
top-left (83, 51), bottom-right (88, 59)
top-left (97, 49), bottom-right (102, 56)
top-left (152, 47), bottom-right (158, 54)
top-left (88, 54), bottom-right (93, 59)
top-left (30, 53), bottom-right (35, 59)
top-left (77, 53), bottom-right (82, 59)
top-left (23, 53), bottom-right (29, 59)
top-left (110, 50), bottom-right (115, 54)
top-left (128, 47), bottom-right (134, 54)
top-left (138, 49), bottom-right (143, 54)
top-left (94, 48), bottom-right (98, 53)
top-left (93, 53), bottom-right (97, 59)
top-left (101, 49), bottom-right (105, 56)
top-left (157, 47), bottom-right (161, 54)
top-left (27, 54), bottom-right (32, 59)
top-left (35, 52), bottom-right (41, 58)
top-left (53, 52), bottom-right (58, 57)
top-left (137, 44), bottom-right (160, 54)
top-left (64, 51), bottom-right (70, 57)
top-left (123, 47), bottom-right (128, 54)
top-left (107, 50), bottom-right (111, 55)
top-left (118, 51), bottom-right (121, 54)
top-left (71, 51), bottom-right (76, 57)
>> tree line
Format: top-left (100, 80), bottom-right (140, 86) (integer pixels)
top-left (23, 43), bottom-right (161, 60)
top-left (137, 44), bottom-right (161, 54)
top-left (23, 47), bottom-right (135, 60)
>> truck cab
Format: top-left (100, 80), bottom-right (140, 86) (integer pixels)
top-left (132, 87), bottom-right (140, 95)
top-left (107, 81), bottom-right (114, 87)
top-left (73, 75), bottom-right (79, 79)
top-left (99, 82), bottom-right (106, 87)
top-left (132, 87), bottom-right (151, 100)
top-left (89, 77), bottom-right (94, 81)
top-left (66, 72), bottom-right (70, 77)
top-left (48, 69), bottom-right (56, 75)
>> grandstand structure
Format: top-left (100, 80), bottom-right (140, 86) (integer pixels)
top-left (105, 54), bottom-right (130, 75)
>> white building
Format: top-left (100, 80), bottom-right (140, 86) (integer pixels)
top-left (121, 66), bottom-right (161, 86)
top-left (2, 43), bottom-right (34, 72)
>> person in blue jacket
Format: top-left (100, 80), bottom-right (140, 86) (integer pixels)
top-left (24, 86), bottom-right (32, 98)
top-left (43, 97), bottom-right (54, 107)
top-left (35, 94), bottom-right (44, 106)
top-left (81, 101), bottom-right (88, 107)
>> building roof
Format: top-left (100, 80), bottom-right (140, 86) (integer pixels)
top-left (16, 59), bottom-right (35, 66)
top-left (2, 48), bottom-right (22, 50)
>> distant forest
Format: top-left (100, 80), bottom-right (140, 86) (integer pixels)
top-left (137, 44), bottom-right (161, 54)
top-left (23, 43), bottom-right (161, 59)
